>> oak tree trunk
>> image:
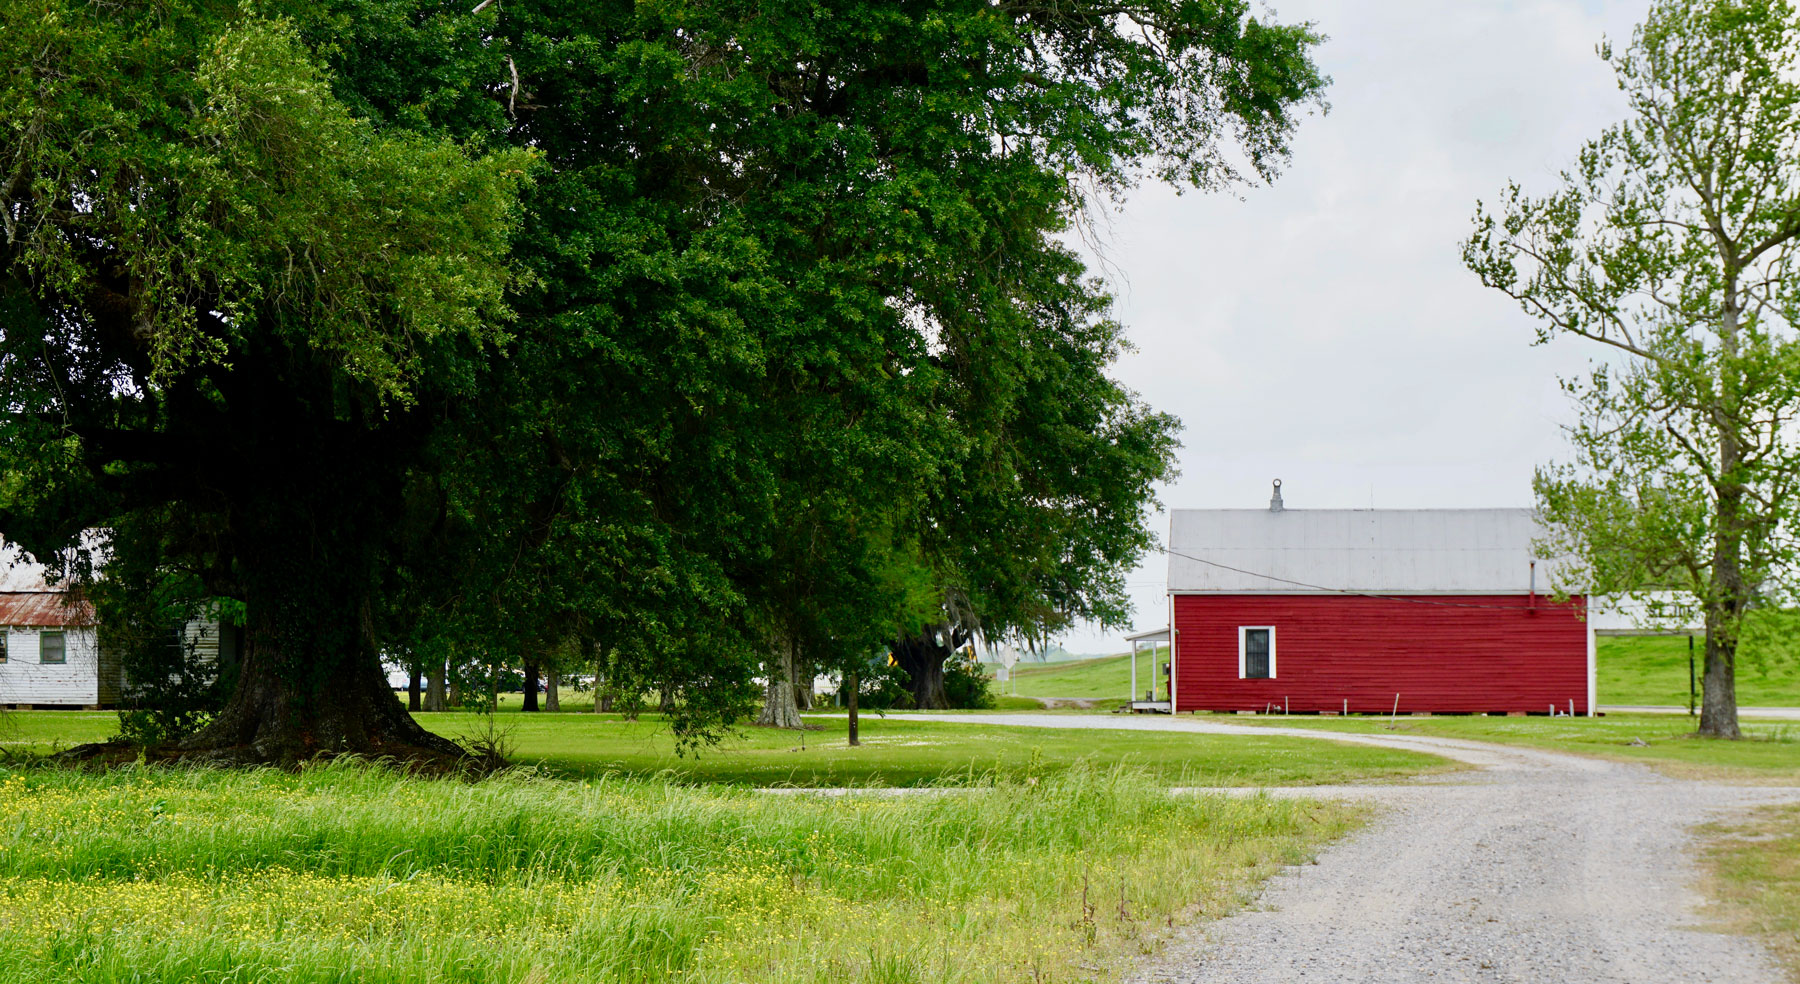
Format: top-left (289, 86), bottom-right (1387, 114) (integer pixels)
top-left (179, 577), bottom-right (462, 765)
top-left (891, 629), bottom-right (953, 709)
top-left (165, 370), bottom-right (467, 766)
top-left (424, 658), bottom-right (446, 712)
top-left (523, 659), bottom-right (541, 712)
top-left (756, 633), bottom-right (804, 729)
top-left (407, 666), bottom-right (422, 712)
top-left (545, 670), bottom-right (560, 712)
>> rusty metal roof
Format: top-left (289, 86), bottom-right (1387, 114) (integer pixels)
top-left (0, 592), bottom-right (93, 627)
top-left (0, 540), bottom-right (94, 625)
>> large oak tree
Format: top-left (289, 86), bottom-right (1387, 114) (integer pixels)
top-left (1, 0), bottom-right (1325, 759)
top-left (0, 2), bottom-right (526, 761)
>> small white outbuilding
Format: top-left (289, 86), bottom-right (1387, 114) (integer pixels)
top-left (0, 543), bottom-right (122, 709)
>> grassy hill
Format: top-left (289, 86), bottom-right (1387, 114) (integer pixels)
top-left (1006, 654), bottom-right (1127, 698)
top-left (1598, 634), bottom-right (1800, 707)
top-left (992, 650), bottom-right (1167, 701)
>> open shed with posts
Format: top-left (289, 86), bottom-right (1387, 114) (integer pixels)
top-left (1124, 627), bottom-right (1171, 712)
top-left (1166, 484), bottom-right (1593, 716)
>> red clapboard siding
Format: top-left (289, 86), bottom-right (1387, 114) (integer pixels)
top-left (1172, 594), bottom-right (1589, 715)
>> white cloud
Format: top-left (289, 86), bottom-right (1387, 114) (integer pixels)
top-left (1056, 0), bottom-right (1650, 654)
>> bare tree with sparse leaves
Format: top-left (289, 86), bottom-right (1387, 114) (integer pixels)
top-left (1465, 0), bottom-right (1800, 738)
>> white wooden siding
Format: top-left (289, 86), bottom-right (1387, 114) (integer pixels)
top-left (182, 621), bottom-right (222, 666)
top-left (0, 625), bottom-right (106, 705)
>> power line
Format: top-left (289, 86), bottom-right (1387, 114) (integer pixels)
top-left (1153, 545), bottom-right (1594, 613)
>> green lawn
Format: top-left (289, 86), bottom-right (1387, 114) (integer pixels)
top-left (1228, 711), bottom-right (1800, 780)
top-left (419, 710), bottom-right (1455, 787)
top-left (0, 707), bottom-right (1456, 787)
top-left (0, 709), bottom-right (112, 751)
top-left (1008, 653), bottom-right (1129, 698)
top-left (995, 650), bottom-right (1168, 703)
top-left (0, 760), bottom-right (1365, 984)
top-left (1598, 634), bottom-right (1800, 706)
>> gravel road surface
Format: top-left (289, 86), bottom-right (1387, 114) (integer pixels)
top-left (897, 713), bottom-right (1800, 984)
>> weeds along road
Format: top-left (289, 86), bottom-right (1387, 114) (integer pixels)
top-left (897, 712), bottom-right (1800, 984)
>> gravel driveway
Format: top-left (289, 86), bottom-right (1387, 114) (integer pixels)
top-left (898, 713), bottom-right (1800, 984)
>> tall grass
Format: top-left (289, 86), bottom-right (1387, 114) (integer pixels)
top-left (0, 762), bottom-right (1359, 983)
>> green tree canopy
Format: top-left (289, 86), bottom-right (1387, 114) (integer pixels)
top-left (1, 0), bottom-right (527, 760)
top-left (2, 0), bottom-right (1325, 759)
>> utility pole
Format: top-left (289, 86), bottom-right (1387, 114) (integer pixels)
top-left (1688, 635), bottom-right (1697, 718)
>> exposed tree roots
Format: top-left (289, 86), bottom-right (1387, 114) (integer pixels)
top-left (54, 737), bottom-right (498, 775)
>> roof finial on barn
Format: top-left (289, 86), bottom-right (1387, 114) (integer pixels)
top-left (1270, 478), bottom-right (1284, 513)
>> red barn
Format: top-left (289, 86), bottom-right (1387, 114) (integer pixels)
top-left (1165, 490), bottom-right (1593, 716)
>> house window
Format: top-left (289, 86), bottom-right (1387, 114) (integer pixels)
top-left (0, 632), bottom-right (7, 662)
top-left (1239, 626), bottom-right (1274, 679)
top-left (39, 631), bottom-right (65, 664)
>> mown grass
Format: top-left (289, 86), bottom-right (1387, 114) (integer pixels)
top-left (422, 711), bottom-right (1456, 787)
top-left (0, 708), bottom-right (106, 750)
top-left (0, 762), bottom-right (1363, 983)
top-left (1599, 634), bottom-right (1800, 707)
top-left (1701, 803), bottom-right (1800, 980)
top-left (0, 708), bottom-right (1455, 787)
top-left (997, 653), bottom-right (1133, 697)
top-left (1227, 712), bottom-right (1800, 781)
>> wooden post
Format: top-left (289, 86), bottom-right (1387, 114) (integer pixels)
top-left (1130, 641), bottom-right (1138, 707)
top-left (846, 669), bottom-right (860, 747)
top-left (1688, 635), bottom-right (1697, 717)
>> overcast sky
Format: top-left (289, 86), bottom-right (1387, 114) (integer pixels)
top-left (1052, 0), bottom-right (1649, 655)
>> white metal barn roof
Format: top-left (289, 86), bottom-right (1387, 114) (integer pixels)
top-left (1167, 508), bottom-right (1571, 595)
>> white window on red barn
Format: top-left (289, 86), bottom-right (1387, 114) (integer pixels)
top-left (1239, 627), bottom-right (1274, 679)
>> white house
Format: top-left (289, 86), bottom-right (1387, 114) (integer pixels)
top-left (0, 542), bottom-right (123, 709)
top-left (1587, 592), bottom-right (1703, 636)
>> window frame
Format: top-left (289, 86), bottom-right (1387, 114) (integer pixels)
top-left (0, 630), bottom-right (7, 663)
top-left (1238, 626), bottom-right (1275, 680)
top-left (39, 630), bottom-right (65, 665)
